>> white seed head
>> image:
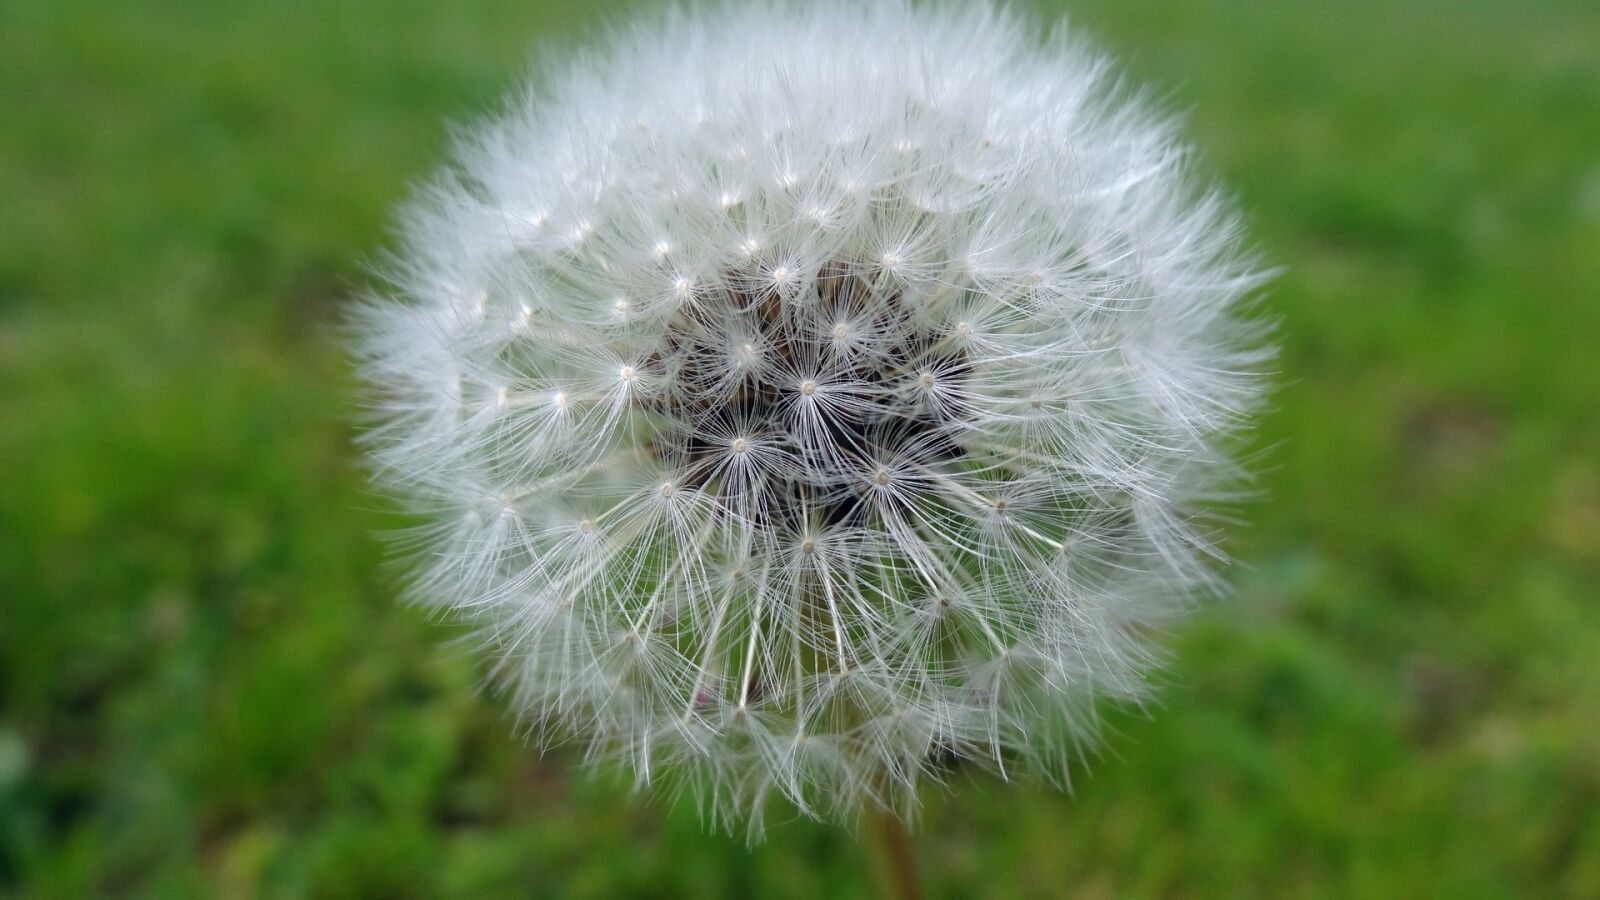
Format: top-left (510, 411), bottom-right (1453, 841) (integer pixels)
top-left (353, 0), bottom-right (1272, 835)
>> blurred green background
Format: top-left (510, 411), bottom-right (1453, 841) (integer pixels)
top-left (3, 0), bottom-right (1598, 896)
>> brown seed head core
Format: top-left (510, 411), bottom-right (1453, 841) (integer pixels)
top-left (639, 262), bottom-right (971, 528)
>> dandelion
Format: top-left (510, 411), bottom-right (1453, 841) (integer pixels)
top-left (353, 0), bottom-right (1272, 842)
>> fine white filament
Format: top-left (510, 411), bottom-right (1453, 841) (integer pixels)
top-left (354, 0), bottom-right (1271, 834)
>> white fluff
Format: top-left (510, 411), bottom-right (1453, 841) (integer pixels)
top-left (354, 0), bottom-right (1272, 834)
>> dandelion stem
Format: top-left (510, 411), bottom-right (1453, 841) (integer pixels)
top-left (866, 801), bottom-right (920, 900)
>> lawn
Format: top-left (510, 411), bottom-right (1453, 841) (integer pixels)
top-left (2, 0), bottom-right (1598, 896)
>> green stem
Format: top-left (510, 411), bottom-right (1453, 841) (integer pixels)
top-left (866, 802), bottom-right (921, 900)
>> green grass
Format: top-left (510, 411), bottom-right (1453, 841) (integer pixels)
top-left (3, 0), bottom-right (1598, 896)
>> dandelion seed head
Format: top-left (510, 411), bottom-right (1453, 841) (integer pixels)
top-left (354, 0), bottom-right (1272, 835)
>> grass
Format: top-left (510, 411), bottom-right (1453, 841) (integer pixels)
top-left (2, 0), bottom-right (1598, 896)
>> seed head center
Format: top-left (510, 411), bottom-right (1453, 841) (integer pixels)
top-left (631, 265), bottom-right (973, 528)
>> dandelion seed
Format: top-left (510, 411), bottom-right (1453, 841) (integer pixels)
top-left (353, 0), bottom-right (1272, 836)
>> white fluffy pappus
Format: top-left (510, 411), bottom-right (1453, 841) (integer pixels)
top-left (353, 0), bottom-right (1273, 835)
